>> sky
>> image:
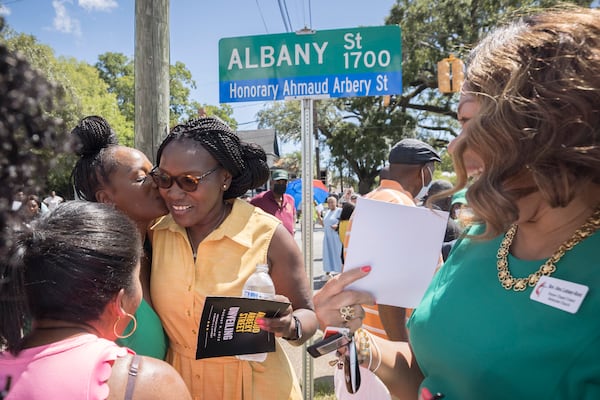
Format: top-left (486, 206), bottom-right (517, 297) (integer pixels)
top-left (1, 0), bottom-right (397, 132)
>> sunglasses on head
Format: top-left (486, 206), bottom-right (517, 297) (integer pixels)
top-left (149, 166), bottom-right (219, 192)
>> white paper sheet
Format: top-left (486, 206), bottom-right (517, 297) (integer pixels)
top-left (345, 197), bottom-right (449, 308)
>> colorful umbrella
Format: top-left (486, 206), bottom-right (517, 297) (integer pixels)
top-left (285, 178), bottom-right (329, 209)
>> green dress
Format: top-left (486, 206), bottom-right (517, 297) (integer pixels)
top-left (117, 298), bottom-right (168, 360)
top-left (408, 225), bottom-right (600, 399)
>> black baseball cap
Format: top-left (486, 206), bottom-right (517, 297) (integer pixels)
top-left (389, 139), bottom-right (441, 164)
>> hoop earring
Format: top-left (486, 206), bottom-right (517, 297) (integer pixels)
top-left (114, 312), bottom-right (137, 339)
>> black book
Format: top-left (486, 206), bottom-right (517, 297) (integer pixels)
top-left (196, 296), bottom-right (290, 359)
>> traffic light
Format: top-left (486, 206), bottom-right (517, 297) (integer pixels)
top-left (437, 60), bottom-right (452, 94)
top-left (451, 58), bottom-right (465, 93)
top-left (437, 54), bottom-right (464, 94)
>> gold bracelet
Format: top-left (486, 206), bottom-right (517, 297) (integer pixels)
top-left (353, 328), bottom-right (372, 370)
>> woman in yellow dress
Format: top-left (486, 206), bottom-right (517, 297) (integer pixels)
top-left (149, 117), bottom-right (317, 399)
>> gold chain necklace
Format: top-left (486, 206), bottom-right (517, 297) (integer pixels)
top-left (497, 205), bottom-right (600, 291)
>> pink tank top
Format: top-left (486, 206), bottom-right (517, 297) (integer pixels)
top-left (0, 334), bottom-right (131, 400)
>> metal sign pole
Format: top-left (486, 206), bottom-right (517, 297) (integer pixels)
top-left (300, 98), bottom-right (314, 400)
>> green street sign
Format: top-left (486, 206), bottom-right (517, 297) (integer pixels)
top-left (219, 25), bottom-right (402, 102)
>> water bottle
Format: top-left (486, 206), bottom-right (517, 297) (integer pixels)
top-left (242, 264), bottom-right (276, 300)
top-left (237, 264), bottom-right (275, 362)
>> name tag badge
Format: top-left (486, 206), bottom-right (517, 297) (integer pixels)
top-left (530, 276), bottom-right (588, 314)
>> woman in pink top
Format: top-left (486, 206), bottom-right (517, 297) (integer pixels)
top-left (0, 201), bottom-right (190, 399)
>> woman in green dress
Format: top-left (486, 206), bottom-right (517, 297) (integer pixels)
top-left (313, 7), bottom-right (600, 399)
top-left (71, 115), bottom-right (169, 359)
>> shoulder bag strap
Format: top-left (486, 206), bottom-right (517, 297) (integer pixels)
top-left (124, 355), bottom-right (141, 400)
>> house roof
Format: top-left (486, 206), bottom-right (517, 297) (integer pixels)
top-left (236, 129), bottom-right (280, 167)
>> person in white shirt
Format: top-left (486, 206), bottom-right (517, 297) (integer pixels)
top-left (43, 190), bottom-right (64, 211)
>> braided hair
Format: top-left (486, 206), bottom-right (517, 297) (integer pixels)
top-left (70, 116), bottom-right (119, 201)
top-left (156, 117), bottom-right (270, 199)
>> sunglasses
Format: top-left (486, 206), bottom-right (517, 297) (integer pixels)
top-left (149, 166), bottom-right (219, 192)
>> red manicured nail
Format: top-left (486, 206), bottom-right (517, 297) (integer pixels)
top-left (420, 387), bottom-right (433, 400)
top-left (361, 266), bottom-right (372, 272)
top-left (256, 318), bottom-right (264, 325)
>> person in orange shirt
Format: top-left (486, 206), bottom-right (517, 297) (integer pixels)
top-left (333, 139), bottom-right (441, 399)
top-left (343, 138), bottom-right (441, 341)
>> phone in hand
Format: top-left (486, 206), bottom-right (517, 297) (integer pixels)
top-left (323, 326), bottom-right (350, 339)
top-left (344, 339), bottom-right (361, 393)
top-left (307, 331), bottom-right (352, 358)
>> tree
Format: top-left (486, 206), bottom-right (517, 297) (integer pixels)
top-left (257, 97), bottom-right (418, 194)
top-left (169, 61), bottom-right (196, 126)
top-left (1, 27), bottom-right (132, 197)
top-left (197, 103), bottom-right (237, 130)
top-left (275, 150), bottom-right (302, 178)
top-left (95, 52), bottom-right (135, 122)
top-left (257, 0), bottom-right (592, 193)
top-left (60, 57), bottom-right (133, 143)
top-left (385, 0), bottom-right (593, 136)
top-left (95, 52), bottom-right (235, 128)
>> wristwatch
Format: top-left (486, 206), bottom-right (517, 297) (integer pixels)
top-left (284, 315), bottom-right (302, 341)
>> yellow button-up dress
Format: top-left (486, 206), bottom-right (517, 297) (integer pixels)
top-left (151, 199), bottom-right (302, 400)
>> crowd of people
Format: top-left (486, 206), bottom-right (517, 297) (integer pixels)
top-left (1, 5), bottom-right (599, 400)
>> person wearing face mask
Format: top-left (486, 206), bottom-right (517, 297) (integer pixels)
top-left (332, 138), bottom-right (442, 400)
top-left (251, 169), bottom-right (296, 235)
top-left (344, 138), bottom-right (441, 341)
top-left (334, 139), bottom-right (441, 399)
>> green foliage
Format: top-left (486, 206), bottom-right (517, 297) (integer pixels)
top-left (95, 52), bottom-right (213, 127)
top-left (59, 57), bottom-right (133, 144)
top-left (257, 101), bottom-right (303, 142)
top-left (257, 97), bottom-right (422, 194)
top-left (95, 52), bottom-right (135, 123)
top-left (198, 103), bottom-right (237, 130)
top-left (385, 0), bottom-right (593, 138)
top-left (1, 27), bottom-right (133, 195)
top-left (256, 0), bottom-right (593, 193)
top-left (45, 153), bottom-right (78, 200)
top-left (169, 61), bottom-right (196, 126)
top-left (2, 22), bottom-right (237, 197)
top-left (276, 150), bottom-right (302, 178)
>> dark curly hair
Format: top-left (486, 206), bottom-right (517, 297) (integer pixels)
top-left (0, 18), bottom-right (68, 352)
top-left (453, 6), bottom-right (600, 238)
top-left (156, 116), bottom-right (270, 199)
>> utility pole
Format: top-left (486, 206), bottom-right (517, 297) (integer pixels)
top-left (134, 0), bottom-right (170, 163)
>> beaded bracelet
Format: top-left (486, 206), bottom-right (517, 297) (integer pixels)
top-left (353, 328), bottom-right (372, 371)
top-left (353, 328), bottom-right (382, 373)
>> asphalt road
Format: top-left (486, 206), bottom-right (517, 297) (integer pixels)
top-left (279, 224), bottom-right (337, 394)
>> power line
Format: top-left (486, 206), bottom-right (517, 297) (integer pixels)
top-left (255, 0), bottom-right (269, 33)
top-left (277, 0), bottom-right (291, 32)
top-left (238, 119), bottom-right (259, 126)
top-left (308, 0), bottom-right (312, 29)
top-left (282, 0), bottom-right (293, 32)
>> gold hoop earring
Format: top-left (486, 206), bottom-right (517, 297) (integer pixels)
top-left (114, 312), bottom-right (137, 339)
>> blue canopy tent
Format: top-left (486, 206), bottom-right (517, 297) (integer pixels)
top-left (285, 178), bottom-right (329, 209)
